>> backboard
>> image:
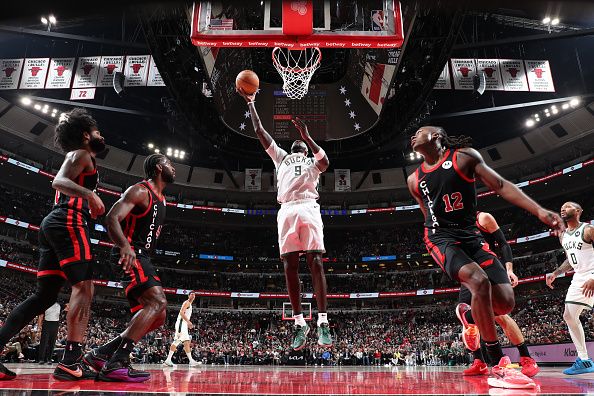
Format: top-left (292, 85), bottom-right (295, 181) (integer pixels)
top-left (191, 0), bottom-right (404, 48)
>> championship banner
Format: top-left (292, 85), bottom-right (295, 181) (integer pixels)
top-left (147, 56), bottom-right (166, 86)
top-left (451, 58), bottom-right (476, 90)
top-left (525, 60), bottom-right (555, 92)
top-left (245, 168), bottom-right (262, 191)
top-left (19, 58), bottom-right (50, 89)
top-left (476, 59), bottom-right (503, 91)
top-left (0, 58), bottom-right (24, 90)
top-left (123, 55), bottom-right (150, 87)
top-left (97, 56), bottom-right (124, 87)
top-left (334, 169), bottom-right (351, 191)
top-left (73, 56), bottom-right (100, 88)
top-left (434, 63), bottom-right (452, 90)
top-left (45, 58), bottom-right (75, 89)
top-left (500, 59), bottom-right (529, 92)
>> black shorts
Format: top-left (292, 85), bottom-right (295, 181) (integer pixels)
top-left (37, 209), bottom-right (94, 285)
top-left (113, 251), bottom-right (162, 313)
top-left (424, 227), bottom-right (509, 284)
top-left (458, 261), bottom-right (510, 305)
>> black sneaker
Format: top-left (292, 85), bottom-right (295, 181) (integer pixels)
top-left (83, 349), bottom-right (110, 373)
top-left (97, 360), bottom-right (150, 383)
top-left (0, 362), bottom-right (16, 381)
top-left (53, 360), bottom-right (97, 381)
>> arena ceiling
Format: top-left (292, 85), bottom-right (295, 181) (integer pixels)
top-left (0, 1), bottom-right (592, 172)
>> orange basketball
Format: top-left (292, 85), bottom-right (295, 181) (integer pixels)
top-left (236, 70), bottom-right (259, 95)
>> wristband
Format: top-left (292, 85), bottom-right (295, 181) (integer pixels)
top-left (314, 148), bottom-right (326, 161)
top-left (247, 101), bottom-right (255, 105)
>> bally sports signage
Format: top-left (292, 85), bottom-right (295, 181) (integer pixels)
top-left (436, 58), bottom-right (554, 92)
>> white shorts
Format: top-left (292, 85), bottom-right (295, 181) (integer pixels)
top-left (172, 321), bottom-right (191, 346)
top-left (277, 199), bottom-right (325, 257)
top-left (565, 279), bottom-right (594, 309)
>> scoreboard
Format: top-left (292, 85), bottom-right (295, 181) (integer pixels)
top-left (272, 89), bottom-right (327, 140)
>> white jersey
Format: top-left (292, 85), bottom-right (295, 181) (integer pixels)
top-left (266, 141), bottom-right (321, 204)
top-left (562, 222), bottom-right (594, 279)
top-left (175, 303), bottom-right (192, 328)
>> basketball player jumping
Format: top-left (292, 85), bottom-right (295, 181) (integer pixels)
top-left (460, 211), bottom-right (538, 377)
top-left (84, 154), bottom-right (174, 382)
top-left (0, 108), bottom-right (105, 381)
top-left (163, 292), bottom-right (200, 367)
top-left (546, 201), bottom-right (594, 375)
top-left (407, 126), bottom-right (563, 389)
top-left (238, 87), bottom-right (332, 350)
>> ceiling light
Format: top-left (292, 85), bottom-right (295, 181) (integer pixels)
top-left (51, 113), bottom-right (56, 117)
top-left (173, 153), bottom-right (179, 158)
top-left (533, 114), bottom-right (538, 118)
top-left (41, 16), bottom-right (48, 24)
top-left (21, 97), bottom-right (31, 105)
top-left (52, 108), bottom-right (57, 113)
top-left (43, 104), bottom-right (49, 109)
top-left (180, 153), bottom-right (185, 159)
top-left (545, 113), bottom-right (550, 117)
top-left (551, 18), bottom-right (559, 25)
top-left (525, 119), bottom-right (535, 127)
top-left (48, 15), bottom-right (57, 24)
top-left (174, 149), bottom-right (179, 155)
top-left (42, 108), bottom-right (48, 114)
top-left (551, 108), bottom-right (558, 114)
top-left (542, 17), bottom-right (551, 24)
top-left (34, 104), bottom-right (41, 110)
top-left (570, 98), bottom-right (580, 107)
top-left (562, 103), bottom-right (569, 110)
top-left (551, 105), bottom-right (557, 110)
top-left (154, 148), bottom-right (160, 153)
top-left (148, 143), bottom-right (154, 149)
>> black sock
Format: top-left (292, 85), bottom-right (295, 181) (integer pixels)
top-left (485, 341), bottom-right (504, 364)
top-left (464, 309), bottom-right (475, 324)
top-left (515, 342), bottom-right (530, 358)
top-left (96, 336), bottom-right (122, 358)
top-left (111, 337), bottom-right (135, 363)
top-left (472, 348), bottom-right (484, 362)
top-left (62, 341), bottom-right (83, 364)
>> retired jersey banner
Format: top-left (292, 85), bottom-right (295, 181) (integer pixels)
top-left (500, 59), bottom-right (529, 92)
top-left (245, 168), bottom-right (262, 191)
top-left (45, 58), bottom-right (75, 89)
top-left (525, 60), bottom-right (555, 92)
top-left (476, 59), bottom-right (503, 91)
top-left (451, 58), bottom-right (476, 90)
top-left (97, 56), bottom-right (124, 87)
top-left (73, 56), bottom-right (100, 88)
top-left (124, 55), bottom-right (150, 87)
top-left (147, 56), bottom-right (165, 87)
top-left (0, 59), bottom-right (24, 90)
top-left (334, 169), bottom-right (351, 192)
top-left (19, 58), bottom-right (50, 89)
top-left (434, 64), bottom-right (452, 90)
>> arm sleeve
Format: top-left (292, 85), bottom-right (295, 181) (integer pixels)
top-left (491, 228), bottom-right (513, 264)
top-left (265, 141), bottom-right (288, 168)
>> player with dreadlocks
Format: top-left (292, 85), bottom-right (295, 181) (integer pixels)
top-left (0, 108), bottom-right (106, 381)
top-left (407, 126), bottom-right (563, 389)
top-left (83, 154), bottom-right (175, 382)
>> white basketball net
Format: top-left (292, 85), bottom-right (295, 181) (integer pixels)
top-left (272, 47), bottom-right (322, 100)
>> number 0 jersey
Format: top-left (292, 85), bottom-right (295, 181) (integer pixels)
top-left (266, 141), bottom-right (321, 204)
top-left (414, 149), bottom-right (477, 229)
top-left (562, 222), bottom-right (594, 279)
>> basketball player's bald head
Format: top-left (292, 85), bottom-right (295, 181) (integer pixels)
top-left (291, 140), bottom-right (308, 156)
top-left (561, 201), bottom-right (582, 221)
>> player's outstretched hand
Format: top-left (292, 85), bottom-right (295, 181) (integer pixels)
top-left (292, 117), bottom-right (309, 140)
top-left (583, 279), bottom-right (594, 298)
top-left (538, 209), bottom-right (565, 237)
top-left (545, 272), bottom-right (557, 289)
top-left (187, 322), bottom-right (194, 330)
top-left (236, 87), bottom-right (256, 103)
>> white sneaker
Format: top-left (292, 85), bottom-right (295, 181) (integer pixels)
top-left (162, 360), bottom-right (175, 367)
top-left (18, 353), bottom-right (24, 359)
top-left (189, 360), bottom-right (202, 367)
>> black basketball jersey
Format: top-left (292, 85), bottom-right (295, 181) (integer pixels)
top-left (120, 181), bottom-right (166, 254)
top-left (53, 156), bottom-right (98, 220)
top-left (415, 149), bottom-right (477, 229)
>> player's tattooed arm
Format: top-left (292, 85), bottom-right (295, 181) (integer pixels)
top-left (236, 87), bottom-right (274, 150)
top-left (461, 148), bottom-right (564, 236)
top-left (546, 258), bottom-right (571, 289)
top-left (584, 225), bottom-right (594, 244)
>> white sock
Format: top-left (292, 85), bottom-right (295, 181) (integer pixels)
top-left (186, 351), bottom-right (194, 362)
top-left (293, 313), bottom-right (306, 327)
top-left (565, 304), bottom-right (589, 360)
top-left (317, 312), bottom-right (328, 326)
top-left (166, 350), bottom-right (174, 362)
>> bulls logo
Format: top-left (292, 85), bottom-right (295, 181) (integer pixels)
top-left (291, 1), bottom-right (308, 15)
top-left (29, 66), bottom-right (42, 76)
top-left (55, 65), bottom-right (66, 77)
top-left (106, 64), bottom-right (117, 74)
top-left (458, 67), bottom-right (472, 77)
top-left (2, 67), bottom-right (16, 77)
top-left (249, 173), bottom-right (256, 185)
top-left (82, 64), bottom-right (94, 75)
top-left (483, 67), bottom-right (495, 78)
top-left (533, 68), bottom-right (544, 78)
top-left (507, 68), bottom-right (519, 78)
top-left (131, 63), bottom-right (143, 74)
top-left (442, 160), bottom-right (452, 170)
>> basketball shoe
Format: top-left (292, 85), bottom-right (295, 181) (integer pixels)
top-left (97, 359), bottom-right (150, 382)
top-left (292, 324), bottom-right (310, 351)
top-left (488, 356), bottom-right (536, 389)
top-left (0, 362), bottom-right (16, 380)
top-left (563, 358), bottom-right (594, 375)
top-left (455, 303), bottom-right (480, 351)
top-left (463, 359), bottom-right (488, 376)
top-left (317, 323), bottom-right (332, 346)
top-left (520, 356), bottom-right (540, 377)
top-left (53, 360), bottom-right (97, 381)
top-left (83, 349), bottom-right (110, 372)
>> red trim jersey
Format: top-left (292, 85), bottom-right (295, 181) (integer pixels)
top-left (53, 157), bottom-right (98, 220)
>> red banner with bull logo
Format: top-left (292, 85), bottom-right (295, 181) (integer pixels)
top-left (73, 56), bottom-right (101, 88)
top-left (0, 58), bottom-right (23, 90)
top-left (124, 55), bottom-right (150, 87)
top-left (525, 60), bottom-right (555, 92)
top-left (97, 56), bottom-right (124, 87)
top-left (451, 58), bottom-right (476, 90)
top-left (45, 58), bottom-right (75, 89)
top-left (19, 58), bottom-right (50, 89)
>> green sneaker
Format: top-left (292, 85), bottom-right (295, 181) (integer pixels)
top-left (292, 324), bottom-right (310, 351)
top-left (317, 323), bottom-right (333, 346)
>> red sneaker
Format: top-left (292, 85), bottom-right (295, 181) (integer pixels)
top-left (520, 356), bottom-right (540, 377)
top-left (455, 303), bottom-right (480, 351)
top-left (488, 356), bottom-right (537, 389)
top-left (463, 359), bottom-right (488, 376)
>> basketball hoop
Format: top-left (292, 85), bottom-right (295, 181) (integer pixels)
top-left (272, 47), bottom-right (321, 100)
